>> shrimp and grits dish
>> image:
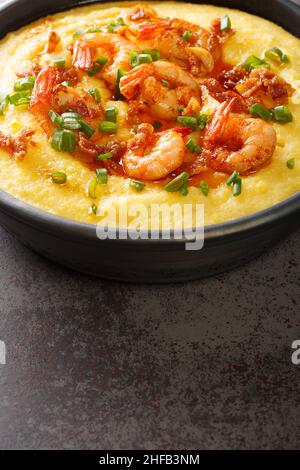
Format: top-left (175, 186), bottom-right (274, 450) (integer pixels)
top-left (0, 1), bottom-right (299, 226)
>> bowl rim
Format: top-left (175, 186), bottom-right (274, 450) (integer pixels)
top-left (0, 0), bottom-right (299, 244)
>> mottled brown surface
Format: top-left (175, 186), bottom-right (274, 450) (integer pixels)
top-left (0, 224), bottom-right (299, 449)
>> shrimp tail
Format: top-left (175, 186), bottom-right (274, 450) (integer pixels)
top-left (119, 64), bottom-right (153, 99)
top-left (206, 97), bottom-right (237, 143)
top-left (137, 19), bottom-right (172, 39)
top-left (73, 40), bottom-right (93, 70)
top-left (30, 66), bottom-right (58, 108)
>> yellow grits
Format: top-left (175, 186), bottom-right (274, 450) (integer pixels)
top-left (0, 2), bottom-right (299, 226)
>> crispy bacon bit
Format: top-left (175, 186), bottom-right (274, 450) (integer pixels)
top-left (200, 78), bottom-right (248, 113)
top-left (0, 128), bottom-right (35, 160)
top-left (17, 61), bottom-right (41, 79)
top-left (77, 132), bottom-right (126, 163)
top-left (45, 30), bottom-right (61, 53)
top-left (220, 66), bottom-right (248, 89)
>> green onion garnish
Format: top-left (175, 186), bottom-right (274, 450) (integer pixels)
top-left (272, 105), bottom-right (293, 123)
top-left (199, 180), bottom-right (209, 196)
top-left (91, 203), bottom-right (98, 214)
top-left (73, 29), bottom-right (86, 39)
top-left (87, 57), bottom-right (107, 76)
top-left (162, 79), bottom-right (172, 88)
top-left (220, 14), bottom-right (231, 31)
top-left (87, 87), bottom-right (101, 103)
top-left (226, 170), bottom-right (240, 186)
top-left (53, 58), bottom-right (65, 67)
top-left (286, 158), bottom-right (295, 170)
top-left (142, 49), bottom-right (160, 61)
top-left (87, 24), bottom-right (101, 33)
top-left (51, 129), bottom-right (76, 152)
top-left (186, 138), bottom-right (202, 154)
top-left (78, 119), bottom-right (95, 138)
top-left (14, 76), bottom-right (35, 92)
top-left (265, 47), bottom-right (289, 64)
top-left (88, 178), bottom-right (98, 198)
top-left (177, 105), bottom-right (185, 114)
top-left (115, 68), bottom-right (127, 100)
top-left (241, 55), bottom-right (270, 72)
top-left (96, 168), bottom-right (108, 184)
top-left (233, 177), bottom-right (242, 196)
top-left (177, 116), bottom-right (198, 130)
top-left (51, 171), bottom-right (67, 184)
top-left (182, 31), bottom-right (192, 41)
top-left (105, 107), bottom-right (117, 122)
top-left (180, 183), bottom-right (189, 196)
top-left (197, 113), bottom-right (211, 131)
top-left (0, 95), bottom-right (9, 115)
top-left (99, 121), bottom-right (118, 134)
top-left (153, 120), bottom-right (162, 130)
top-left (164, 172), bottom-right (189, 193)
top-left (249, 103), bottom-right (272, 121)
top-left (130, 51), bottom-right (152, 67)
top-left (106, 17), bottom-right (125, 32)
top-left (9, 90), bottom-right (31, 106)
top-left (60, 111), bottom-right (82, 130)
top-left (130, 179), bottom-right (145, 191)
top-left (48, 110), bottom-right (64, 127)
top-left (96, 152), bottom-right (113, 161)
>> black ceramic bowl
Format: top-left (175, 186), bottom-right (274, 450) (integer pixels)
top-left (0, 0), bottom-right (299, 282)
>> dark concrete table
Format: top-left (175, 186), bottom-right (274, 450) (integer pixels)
top-left (0, 224), bottom-right (299, 449)
top-left (0, 0), bottom-right (300, 451)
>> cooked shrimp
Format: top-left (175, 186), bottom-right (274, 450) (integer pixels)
top-left (136, 18), bottom-right (220, 76)
top-left (123, 124), bottom-right (185, 180)
top-left (204, 98), bottom-right (277, 174)
top-left (72, 32), bottom-right (133, 87)
top-left (30, 66), bottom-right (103, 135)
top-left (44, 30), bottom-right (61, 53)
top-left (120, 60), bottom-right (200, 119)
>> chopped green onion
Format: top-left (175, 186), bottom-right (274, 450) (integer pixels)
top-left (286, 158), bottom-right (295, 170)
top-left (117, 17), bottom-right (125, 26)
top-left (182, 31), bottom-right (192, 41)
top-left (107, 17), bottom-right (125, 33)
top-left (9, 90), bottom-right (31, 106)
top-left (51, 129), bottom-right (76, 152)
top-left (78, 119), bottom-right (95, 138)
top-left (226, 170), bottom-right (240, 186)
top-left (14, 76), bottom-right (35, 92)
top-left (162, 79), bottom-right (173, 88)
top-left (177, 105), bottom-right (185, 114)
top-left (130, 179), bottom-right (145, 191)
top-left (142, 49), bottom-right (160, 61)
top-left (197, 113), bottom-right (211, 131)
top-left (88, 178), bottom-right (98, 198)
top-left (53, 58), bottom-right (65, 67)
top-left (272, 105), bottom-right (293, 123)
top-left (164, 172), bottom-right (189, 193)
top-left (0, 95), bottom-right (9, 115)
top-left (48, 110), bottom-right (64, 127)
top-left (73, 28), bottom-right (86, 39)
top-left (180, 184), bottom-right (189, 196)
top-left (265, 47), bottom-right (289, 64)
top-left (96, 152), bottom-right (113, 161)
top-left (87, 87), bottom-right (101, 103)
top-left (177, 116), bottom-right (197, 130)
top-left (241, 55), bottom-right (270, 72)
top-left (87, 57), bottom-right (107, 76)
top-left (61, 112), bottom-right (82, 130)
top-left (51, 171), bottom-right (67, 184)
top-left (153, 120), bottom-right (162, 130)
top-left (99, 120), bottom-right (118, 134)
top-left (130, 51), bottom-right (152, 67)
top-left (96, 168), bottom-right (108, 184)
top-left (233, 177), bottom-right (242, 197)
top-left (115, 68), bottom-right (127, 99)
top-left (91, 203), bottom-right (98, 214)
top-left (61, 111), bottom-right (79, 119)
top-left (186, 137), bottom-right (202, 154)
top-left (249, 103), bottom-right (272, 121)
top-left (220, 14), bottom-right (231, 31)
top-left (105, 107), bottom-right (117, 122)
top-left (199, 180), bottom-right (209, 196)
top-left (87, 24), bottom-right (101, 33)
